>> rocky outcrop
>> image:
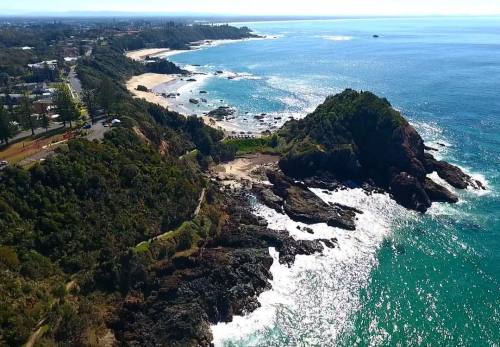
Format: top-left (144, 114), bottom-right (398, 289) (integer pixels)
top-left (208, 106), bottom-right (235, 120)
top-left (113, 191), bottom-right (330, 347)
top-left (277, 89), bottom-right (485, 212)
top-left (255, 171), bottom-right (358, 230)
top-left (389, 172), bottom-right (431, 212)
top-left (423, 153), bottom-right (485, 190)
top-left (423, 177), bottom-right (458, 203)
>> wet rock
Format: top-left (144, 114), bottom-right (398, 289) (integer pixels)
top-left (424, 154), bottom-right (485, 190)
top-left (208, 106), bottom-right (235, 120)
top-left (266, 171), bottom-right (357, 230)
top-left (423, 177), bottom-right (458, 203)
top-left (253, 184), bottom-right (283, 212)
top-left (114, 190), bottom-right (334, 347)
top-left (389, 172), bottom-right (430, 213)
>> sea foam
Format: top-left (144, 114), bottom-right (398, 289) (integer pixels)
top-left (321, 35), bottom-right (354, 41)
top-left (211, 188), bottom-right (409, 346)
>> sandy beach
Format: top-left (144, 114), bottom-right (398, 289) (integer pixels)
top-left (124, 38), bottom-right (275, 135)
top-left (125, 48), bottom-right (173, 61)
top-left (126, 73), bottom-right (244, 135)
top-left (126, 73), bottom-right (177, 107)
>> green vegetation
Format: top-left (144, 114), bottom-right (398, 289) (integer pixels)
top-left (224, 135), bottom-right (280, 155)
top-left (0, 128), bottom-right (205, 344)
top-left (0, 19), bottom-right (254, 345)
top-left (278, 89), bottom-right (411, 178)
top-left (54, 83), bottom-right (80, 127)
top-left (111, 23), bottom-right (256, 51)
top-left (0, 103), bottom-right (14, 145)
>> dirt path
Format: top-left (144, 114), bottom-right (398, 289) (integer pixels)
top-left (193, 188), bottom-right (206, 217)
top-left (211, 154), bottom-right (279, 186)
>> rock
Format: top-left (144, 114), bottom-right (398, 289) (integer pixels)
top-left (328, 202), bottom-right (363, 215)
top-left (318, 238), bottom-right (337, 248)
top-left (114, 188), bottom-right (336, 346)
top-left (424, 154), bottom-right (484, 190)
top-left (266, 171), bottom-right (357, 230)
top-left (423, 178), bottom-right (458, 203)
top-left (253, 184), bottom-right (284, 212)
top-left (303, 176), bottom-right (340, 190)
top-left (304, 227), bottom-right (314, 234)
top-left (189, 98), bottom-right (199, 104)
top-left (276, 90), bottom-right (482, 212)
top-left (208, 106), bottom-right (235, 120)
top-left (389, 172), bottom-right (430, 212)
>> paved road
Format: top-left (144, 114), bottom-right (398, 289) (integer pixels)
top-left (85, 121), bottom-right (110, 141)
top-left (7, 123), bottom-right (65, 144)
top-left (68, 66), bottom-right (83, 97)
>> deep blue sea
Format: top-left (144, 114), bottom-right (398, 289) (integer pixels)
top-left (169, 17), bottom-right (500, 346)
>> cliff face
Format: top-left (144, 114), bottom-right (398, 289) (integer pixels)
top-left (278, 89), bottom-right (483, 212)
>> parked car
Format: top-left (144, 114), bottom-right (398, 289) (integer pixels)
top-left (0, 160), bottom-right (8, 169)
top-left (82, 123), bottom-right (92, 129)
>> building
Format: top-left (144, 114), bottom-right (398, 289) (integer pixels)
top-left (33, 99), bottom-right (54, 114)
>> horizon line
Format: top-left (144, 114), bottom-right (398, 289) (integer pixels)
top-left (1, 11), bottom-right (500, 18)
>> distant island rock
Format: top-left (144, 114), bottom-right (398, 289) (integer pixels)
top-left (277, 89), bottom-right (484, 212)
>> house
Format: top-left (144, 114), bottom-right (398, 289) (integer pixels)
top-left (64, 57), bottom-right (78, 64)
top-left (33, 99), bottom-right (54, 114)
top-left (28, 60), bottom-right (58, 70)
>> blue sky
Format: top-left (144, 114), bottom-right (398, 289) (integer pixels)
top-left (2, 0), bottom-right (500, 16)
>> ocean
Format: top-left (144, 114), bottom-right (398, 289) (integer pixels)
top-left (167, 17), bottom-right (500, 346)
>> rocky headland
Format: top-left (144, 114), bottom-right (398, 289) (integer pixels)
top-left (277, 89), bottom-right (485, 212)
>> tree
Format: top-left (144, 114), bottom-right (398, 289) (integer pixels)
top-left (41, 110), bottom-right (50, 133)
top-left (98, 77), bottom-right (116, 116)
top-left (54, 84), bottom-right (79, 128)
top-left (18, 92), bottom-right (35, 136)
top-left (82, 89), bottom-right (97, 124)
top-left (0, 104), bottom-right (14, 145)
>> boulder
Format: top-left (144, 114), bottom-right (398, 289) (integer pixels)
top-left (423, 178), bottom-right (458, 203)
top-left (424, 153), bottom-right (485, 190)
top-left (389, 172), bottom-right (431, 213)
top-left (266, 171), bottom-right (357, 230)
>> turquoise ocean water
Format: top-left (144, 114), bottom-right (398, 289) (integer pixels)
top-left (169, 17), bottom-right (500, 346)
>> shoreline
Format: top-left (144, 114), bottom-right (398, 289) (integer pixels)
top-left (125, 37), bottom-right (275, 136)
top-left (126, 72), bottom-right (245, 135)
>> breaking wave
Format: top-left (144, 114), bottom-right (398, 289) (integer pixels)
top-left (211, 188), bottom-right (410, 346)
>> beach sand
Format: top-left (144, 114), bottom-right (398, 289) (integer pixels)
top-left (124, 38), bottom-right (274, 135)
top-left (211, 153), bottom-right (279, 187)
top-left (126, 73), bottom-right (243, 135)
top-left (126, 73), bottom-right (177, 107)
top-left (125, 48), bottom-right (173, 61)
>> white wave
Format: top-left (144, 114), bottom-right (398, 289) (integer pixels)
top-left (455, 166), bottom-right (492, 196)
top-left (217, 71), bottom-right (262, 81)
top-left (411, 120), bottom-right (452, 160)
top-left (321, 35), bottom-right (354, 41)
top-left (212, 188), bottom-right (409, 346)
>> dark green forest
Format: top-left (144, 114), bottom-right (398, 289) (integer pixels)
top-left (0, 20), bottom-right (247, 345)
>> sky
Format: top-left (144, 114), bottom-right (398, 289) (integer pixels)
top-left (2, 0), bottom-right (500, 16)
